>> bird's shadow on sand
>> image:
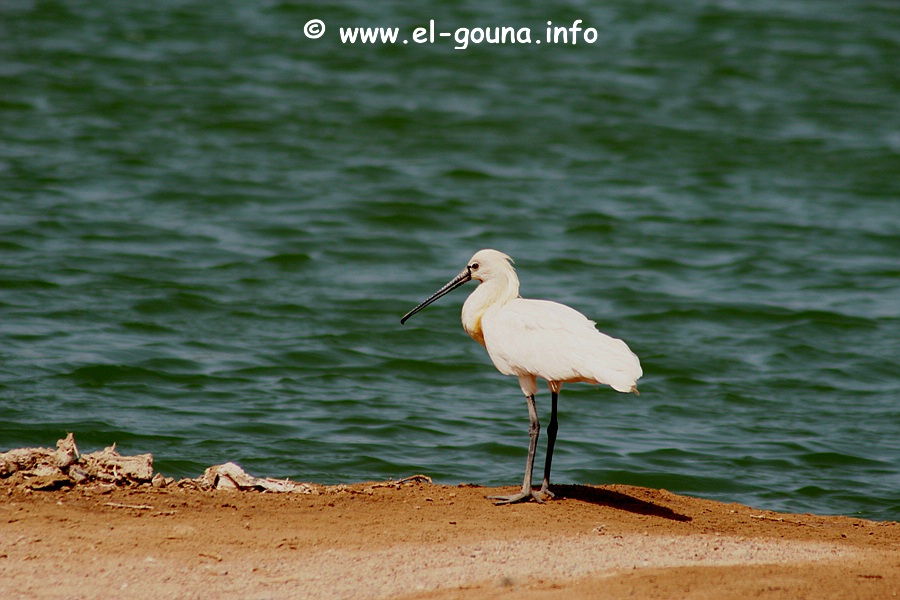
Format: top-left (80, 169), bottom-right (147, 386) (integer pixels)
top-left (552, 484), bottom-right (692, 522)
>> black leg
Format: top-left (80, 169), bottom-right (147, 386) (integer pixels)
top-left (540, 391), bottom-right (558, 497)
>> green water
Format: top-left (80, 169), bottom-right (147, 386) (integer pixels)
top-left (1, 1), bottom-right (898, 520)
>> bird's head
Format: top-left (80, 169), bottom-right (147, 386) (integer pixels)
top-left (465, 249), bottom-right (514, 283)
top-left (400, 249), bottom-right (514, 324)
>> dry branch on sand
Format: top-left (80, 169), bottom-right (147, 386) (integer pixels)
top-left (192, 462), bottom-right (316, 493)
top-left (0, 433), bottom-right (155, 490)
top-left (0, 434), bottom-right (418, 495)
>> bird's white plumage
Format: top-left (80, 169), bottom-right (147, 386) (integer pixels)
top-left (459, 249), bottom-right (642, 397)
top-left (483, 298), bottom-right (642, 393)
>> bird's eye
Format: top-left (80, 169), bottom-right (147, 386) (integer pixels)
top-left (470, 262), bottom-right (479, 270)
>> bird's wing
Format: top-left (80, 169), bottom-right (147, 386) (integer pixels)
top-left (482, 298), bottom-right (642, 392)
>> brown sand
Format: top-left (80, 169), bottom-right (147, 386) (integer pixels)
top-left (1, 479), bottom-right (897, 599)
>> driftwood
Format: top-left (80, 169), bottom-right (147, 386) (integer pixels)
top-left (0, 434), bottom-right (315, 493)
top-left (78, 443), bottom-right (154, 483)
top-left (0, 433), bottom-right (154, 490)
top-left (1, 434), bottom-right (429, 495)
top-left (199, 462), bottom-right (315, 493)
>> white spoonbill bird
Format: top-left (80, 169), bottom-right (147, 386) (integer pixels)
top-left (401, 249), bottom-right (642, 504)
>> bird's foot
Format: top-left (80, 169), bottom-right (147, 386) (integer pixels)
top-left (489, 489), bottom-right (552, 505)
top-left (539, 485), bottom-right (555, 499)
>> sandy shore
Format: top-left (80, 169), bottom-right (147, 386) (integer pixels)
top-left (1, 478), bottom-right (897, 599)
